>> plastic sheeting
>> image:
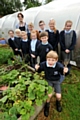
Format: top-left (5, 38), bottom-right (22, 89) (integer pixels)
top-left (0, 0), bottom-right (80, 38)
top-left (0, 0), bottom-right (80, 66)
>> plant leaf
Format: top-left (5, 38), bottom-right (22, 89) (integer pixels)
top-left (0, 95), bottom-right (8, 103)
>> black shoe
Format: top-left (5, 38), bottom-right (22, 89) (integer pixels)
top-left (44, 102), bottom-right (50, 117)
top-left (56, 100), bottom-right (62, 112)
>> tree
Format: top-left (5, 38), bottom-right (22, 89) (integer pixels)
top-left (0, 0), bottom-right (22, 16)
top-left (23, 0), bottom-right (41, 9)
top-left (45, 0), bottom-right (53, 4)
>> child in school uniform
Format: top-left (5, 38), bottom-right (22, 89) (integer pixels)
top-left (29, 30), bottom-right (41, 66)
top-left (37, 31), bottom-right (53, 63)
top-left (46, 19), bottom-right (59, 52)
top-left (38, 20), bottom-right (46, 33)
top-left (35, 50), bottom-right (68, 117)
top-left (60, 20), bottom-right (76, 63)
top-left (27, 22), bottom-right (34, 40)
top-left (27, 22), bottom-right (40, 40)
top-left (8, 30), bottom-right (22, 57)
top-left (21, 31), bottom-right (30, 62)
top-left (15, 29), bottom-right (22, 51)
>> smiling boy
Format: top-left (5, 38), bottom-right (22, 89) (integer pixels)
top-left (35, 50), bottom-right (68, 117)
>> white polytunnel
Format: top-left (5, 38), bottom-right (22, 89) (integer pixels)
top-left (0, 0), bottom-right (80, 66)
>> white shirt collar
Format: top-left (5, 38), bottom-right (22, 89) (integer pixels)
top-left (42, 42), bottom-right (48, 45)
top-left (39, 28), bottom-right (46, 32)
top-left (22, 39), bottom-right (28, 42)
top-left (49, 29), bottom-right (54, 33)
top-left (65, 29), bottom-right (72, 33)
top-left (46, 61), bottom-right (56, 68)
top-left (11, 37), bottom-right (14, 40)
top-left (32, 39), bottom-right (37, 41)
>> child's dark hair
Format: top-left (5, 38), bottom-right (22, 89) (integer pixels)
top-left (39, 20), bottom-right (45, 25)
top-left (39, 31), bottom-right (48, 38)
top-left (8, 30), bottom-right (14, 34)
top-left (17, 13), bottom-right (24, 18)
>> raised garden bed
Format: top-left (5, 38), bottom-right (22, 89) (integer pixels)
top-left (0, 61), bottom-right (53, 120)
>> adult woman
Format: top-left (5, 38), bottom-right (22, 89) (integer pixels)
top-left (16, 13), bottom-right (28, 32)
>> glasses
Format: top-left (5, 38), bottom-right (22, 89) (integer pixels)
top-left (66, 25), bottom-right (71, 27)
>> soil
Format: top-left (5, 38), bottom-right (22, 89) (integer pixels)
top-left (35, 96), bottom-right (57, 120)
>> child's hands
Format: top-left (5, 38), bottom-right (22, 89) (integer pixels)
top-left (35, 64), bottom-right (40, 70)
top-left (63, 67), bottom-right (68, 74)
top-left (65, 49), bottom-right (70, 53)
top-left (15, 48), bottom-right (18, 51)
top-left (31, 54), bottom-right (35, 58)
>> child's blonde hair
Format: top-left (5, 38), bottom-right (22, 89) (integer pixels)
top-left (28, 22), bottom-right (34, 27)
top-left (21, 31), bottom-right (26, 34)
top-left (64, 20), bottom-right (73, 30)
top-left (46, 50), bottom-right (58, 60)
top-left (31, 30), bottom-right (37, 34)
top-left (30, 30), bottom-right (40, 40)
top-left (49, 19), bottom-right (57, 33)
top-left (21, 31), bottom-right (27, 37)
top-left (15, 29), bottom-right (21, 33)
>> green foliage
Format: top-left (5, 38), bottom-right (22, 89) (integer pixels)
top-left (23, 0), bottom-right (41, 9)
top-left (0, 47), bottom-right (13, 65)
top-left (45, 0), bottom-right (53, 4)
top-left (0, 95), bottom-right (8, 103)
top-left (0, 61), bottom-right (53, 119)
top-left (0, 0), bottom-right (22, 16)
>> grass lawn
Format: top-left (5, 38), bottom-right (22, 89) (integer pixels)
top-left (35, 67), bottom-right (80, 120)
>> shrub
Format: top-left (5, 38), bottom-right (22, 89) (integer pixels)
top-left (0, 46), bottom-right (13, 65)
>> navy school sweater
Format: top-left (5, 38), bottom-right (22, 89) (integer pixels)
top-left (38, 61), bottom-right (64, 81)
top-left (46, 30), bottom-right (59, 50)
top-left (37, 43), bottom-right (53, 62)
top-left (14, 37), bottom-right (22, 49)
top-left (8, 37), bottom-right (17, 50)
top-left (21, 40), bottom-right (30, 55)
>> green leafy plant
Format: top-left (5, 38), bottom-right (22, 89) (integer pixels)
top-left (0, 46), bottom-right (13, 65)
top-left (0, 62), bottom-right (53, 120)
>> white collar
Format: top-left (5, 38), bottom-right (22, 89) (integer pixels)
top-left (22, 39), bottom-right (28, 42)
top-left (32, 39), bottom-right (37, 41)
top-left (46, 61), bottom-right (56, 68)
top-left (49, 29), bottom-right (54, 33)
top-left (65, 29), bottom-right (72, 33)
top-left (39, 28), bottom-right (46, 32)
top-left (42, 42), bottom-right (48, 45)
top-left (11, 37), bottom-right (14, 40)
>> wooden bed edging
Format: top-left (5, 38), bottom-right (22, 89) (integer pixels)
top-left (18, 103), bottom-right (45, 120)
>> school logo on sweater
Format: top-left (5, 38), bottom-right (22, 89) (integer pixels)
top-left (54, 71), bottom-right (58, 75)
top-left (46, 48), bottom-right (49, 52)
